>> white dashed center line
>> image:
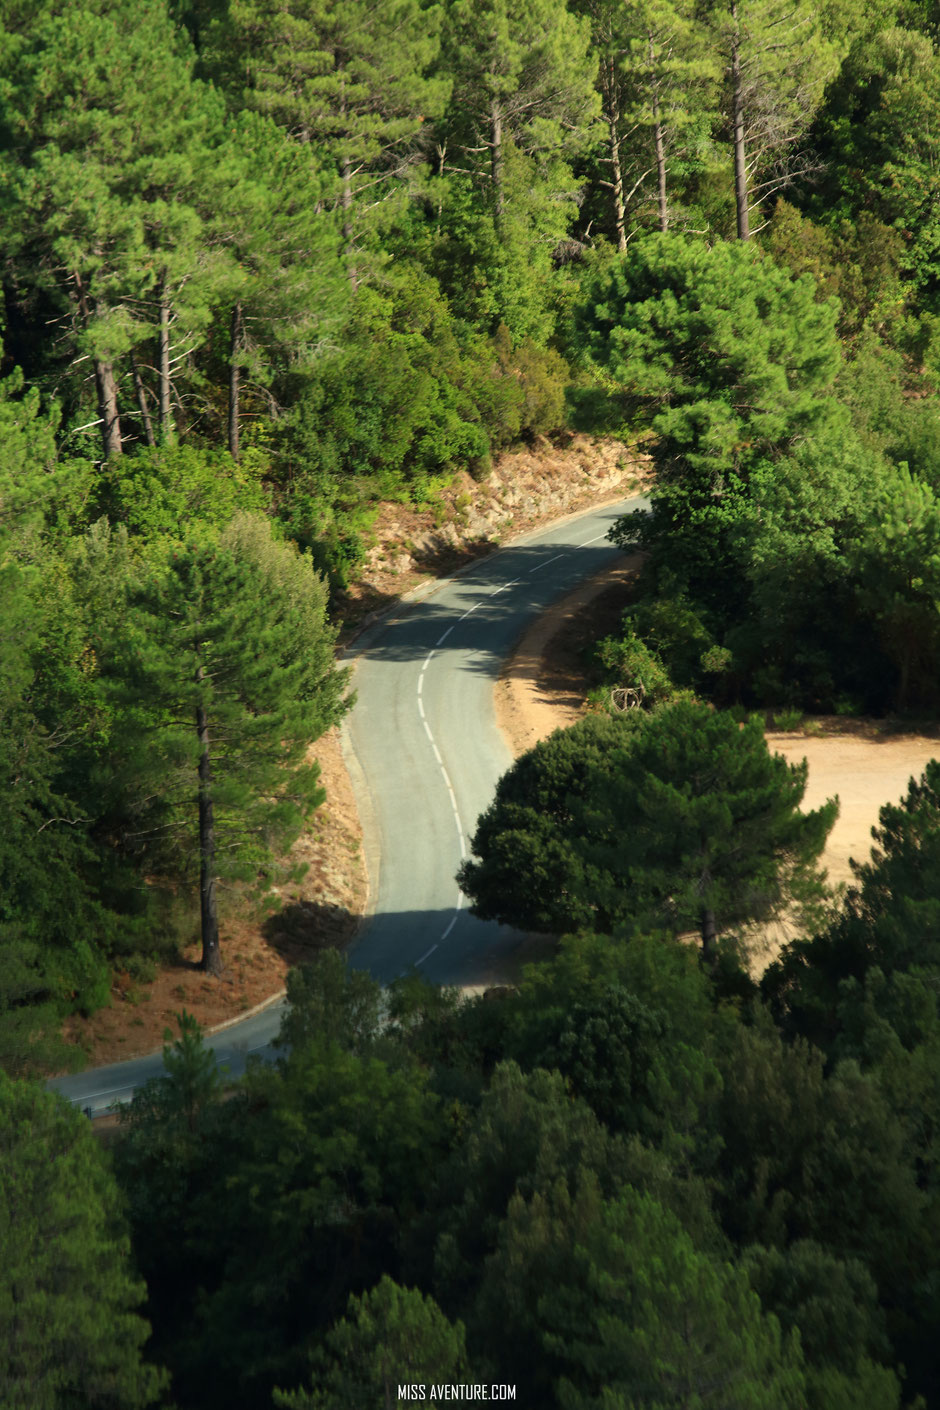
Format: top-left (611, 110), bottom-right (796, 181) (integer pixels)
top-left (414, 541), bottom-right (594, 964)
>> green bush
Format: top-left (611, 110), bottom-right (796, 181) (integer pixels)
top-left (493, 325), bottom-right (570, 441)
top-left (624, 583), bottom-right (717, 690)
top-left (92, 443), bottom-right (268, 541)
top-left (594, 630), bottom-right (674, 704)
top-left (283, 272), bottom-right (499, 502)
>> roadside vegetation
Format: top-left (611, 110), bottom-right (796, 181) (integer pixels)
top-left (5, 0), bottom-right (940, 1404)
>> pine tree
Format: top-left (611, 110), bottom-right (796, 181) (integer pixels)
top-left (204, 111), bottom-right (347, 459)
top-left (714, 0), bottom-right (837, 238)
top-left (225, 0), bottom-right (449, 286)
top-left (575, 233), bottom-right (843, 590)
top-left (100, 514), bottom-right (346, 974)
top-left (459, 701), bottom-right (837, 960)
top-left (477, 1173), bottom-right (806, 1406)
top-left (621, 0), bottom-right (720, 232)
top-left (576, 0), bottom-right (718, 245)
top-left (443, 0), bottom-right (600, 243)
top-left (275, 1279), bottom-right (468, 1409)
top-left (0, 0), bottom-right (229, 456)
top-left (0, 1073), bottom-right (166, 1408)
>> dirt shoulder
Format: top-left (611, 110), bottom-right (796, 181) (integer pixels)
top-left (63, 725), bottom-right (368, 1068)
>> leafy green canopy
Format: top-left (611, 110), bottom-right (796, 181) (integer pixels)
top-left (0, 1074), bottom-right (166, 1408)
top-left (459, 700), bottom-right (837, 954)
top-left (813, 27), bottom-right (940, 300)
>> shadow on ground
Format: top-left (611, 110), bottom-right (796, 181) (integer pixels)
top-left (262, 899), bottom-right (358, 967)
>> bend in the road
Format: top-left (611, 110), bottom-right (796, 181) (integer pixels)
top-left (49, 492), bottom-right (647, 1112)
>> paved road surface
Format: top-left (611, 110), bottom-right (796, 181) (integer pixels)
top-left (49, 492), bottom-right (646, 1113)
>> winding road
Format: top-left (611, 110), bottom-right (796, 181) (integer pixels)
top-left (49, 491), bottom-right (646, 1113)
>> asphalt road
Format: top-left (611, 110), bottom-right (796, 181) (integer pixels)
top-left (49, 491), bottom-right (646, 1114)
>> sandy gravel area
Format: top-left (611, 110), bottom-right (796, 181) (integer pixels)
top-left (766, 730), bottom-right (940, 889)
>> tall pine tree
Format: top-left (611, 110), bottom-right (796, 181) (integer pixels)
top-left (0, 0), bottom-right (229, 456)
top-left (225, 0), bottom-right (449, 287)
top-left (100, 514), bottom-right (346, 974)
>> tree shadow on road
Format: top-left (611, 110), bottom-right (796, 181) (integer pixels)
top-left (262, 899), bottom-right (358, 969)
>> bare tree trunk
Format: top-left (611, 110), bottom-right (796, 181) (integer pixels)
top-left (74, 270), bottom-right (123, 459)
top-left (434, 142), bottom-right (447, 224)
top-left (228, 301), bottom-right (242, 463)
top-left (653, 110), bottom-right (669, 232)
top-left (130, 350), bottom-right (156, 447)
top-left (95, 359), bottom-right (123, 459)
top-left (195, 675), bottom-right (222, 976)
top-left (608, 128), bottom-right (628, 251)
top-left (700, 906), bottom-right (718, 966)
top-left (601, 58), bottom-right (628, 254)
top-left (158, 283), bottom-right (174, 439)
top-left (649, 37), bottom-right (669, 233)
top-left (730, 1), bottom-right (750, 240)
top-left (341, 156), bottom-right (359, 292)
top-left (490, 98), bottom-right (505, 241)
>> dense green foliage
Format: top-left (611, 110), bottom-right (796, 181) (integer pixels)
top-left (578, 227), bottom-right (940, 711)
top-left (101, 915), bottom-right (940, 1408)
top-left (0, 1073), bottom-right (165, 1408)
top-left (3, 0), bottom-right (940, 1045)
top-left (6, 0), bottom-right (940, 1406)
top-left (458, 701), bottom-right (837, 955)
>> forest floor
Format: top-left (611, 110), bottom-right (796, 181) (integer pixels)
top-left (494, 566), bottom-right (940, 972)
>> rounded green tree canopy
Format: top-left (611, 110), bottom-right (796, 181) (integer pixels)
top-left (458, 698), bottom-right (837, 957)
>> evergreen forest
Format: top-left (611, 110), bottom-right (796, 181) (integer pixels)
top-left (6, 0), bottom-right (940, 1404)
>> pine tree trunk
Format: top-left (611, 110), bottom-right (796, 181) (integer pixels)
top-left (95, 358), bottom-right (123, 459)
top-left (73, 270), bottom-right (123, 458)
top-left (653, 111), bottom-right (669, 232)
top-left (130, 351), bottom-right (156, 447)
top-left (649, 38), bottom-right (669, 234)
top-left (608, 125), bottom-right (628, 252)
top-left (195, 680), bottom-right (222, 976)
top-left (490, 98), bottom-right (505, 241)
top-left (341, 156), bottom-right (358, 292)
top-left (700, 907), bottom-right (718, 966)
top-left (730, 1), bottom-right (750, 240)
top-left (228, 301), bottom-right (242, 463)
top-left (602, 59), bottom-right (627, 254)
top-left (158, 286), bottom-right (173, 439)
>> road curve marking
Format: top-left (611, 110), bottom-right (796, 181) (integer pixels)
top-left (414, 544), bottom-right (580, 963)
